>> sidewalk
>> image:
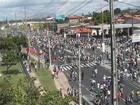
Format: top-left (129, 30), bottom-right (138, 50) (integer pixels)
top-left (49, 65), bottom-right (71, 96)
top-left (30, 54), bottom-right (71, 96)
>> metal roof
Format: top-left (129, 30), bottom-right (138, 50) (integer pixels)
top-left (87, 24), bottom-right (140, 30)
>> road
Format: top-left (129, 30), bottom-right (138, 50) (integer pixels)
top-left (54, 43), bottom-right (140, 105)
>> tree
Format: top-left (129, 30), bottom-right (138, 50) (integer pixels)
top-left (0, 37), bottom-right (18, 51)
top-left (2, 50), bottom-right (18, 71)
top-left (114, 8), bottom-right (121, 15)
top-left (0, 76), bottom-right (76, 105)
top-left (91, 11), bottom-right (110, 25)
top-left (12, 35), bottom-right (28, 52)
top-left (0, 37), bottom-right (18, 71)
top-left (0, 77), bottom-right (15, 105)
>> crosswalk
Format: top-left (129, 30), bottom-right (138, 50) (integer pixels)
top-left (61, 62), bottom-right (96, 71)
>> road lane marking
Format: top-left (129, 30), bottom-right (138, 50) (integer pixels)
top-left (82, 85), bottom-right (85, 87)
top-left (63, 67), bottom-right (67, 71)
top-left (86, 88), bottom-right (89, 91)
top-left (66, 66), bottom-right (71, 70)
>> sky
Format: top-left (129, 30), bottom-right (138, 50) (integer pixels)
top-left (0, 0), bottom-right (139, 21)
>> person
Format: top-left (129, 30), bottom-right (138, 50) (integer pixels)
top-left (81, 70), bottom-right (84, 80)
top-left (94, 67), bottom-right (98, 77)
top-left (91, 79), bottom-right (96, 91)
top-left (125, 96), bottom-right (128, 105)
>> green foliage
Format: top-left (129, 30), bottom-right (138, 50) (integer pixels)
top-left (114, 8), bottom-right (121, 15)
top-left (0, 77), bottom-right (15, 105)
top-left (2, 50), bottom-right (18, 71)
top-left (0, 37), bottom-right (18, 51)
top-left (12, 35), bottom-right (28, 48)
top-left (92, 11), bottom-right (110, 25)
top-left (0, 77), bottom-right (75, 105)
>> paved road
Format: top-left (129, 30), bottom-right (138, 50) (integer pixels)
top-left (54, 44), bottom-right (140, 105)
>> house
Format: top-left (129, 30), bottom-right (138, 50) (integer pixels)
top-left (124, 15), bottom-right (140, 24)
top-left (67, 15), bottom-right (80, 25)
top-left (70, 26), bottom-right (92, 37)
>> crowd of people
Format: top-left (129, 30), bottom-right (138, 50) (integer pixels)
top-left (26, 31), bottom-right (140, 105)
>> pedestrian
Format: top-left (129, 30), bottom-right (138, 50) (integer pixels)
top-left (81, 70), bottom-right (84, 80)
top-left (125, 96), bottom-right (128, 105)
top-left (52, 70), bottom-right (55, 79)
top-left (94, 67), bottom-right (98, 77)
top-left (34, 63), bottom-right (37, 72)
top-left (56, 69), bottom-right (59, 78)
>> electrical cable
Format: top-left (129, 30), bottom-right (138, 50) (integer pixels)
top-left (63, 0), bottom-right (90, 15)
top-left (53, 0), bottom-right (69, 13)
top-left (117, 1), bottom-right (140, 8)
top-left (29, 0), bottom-right (54, 18)
top-left (67, 0), bottom-right (94, 16)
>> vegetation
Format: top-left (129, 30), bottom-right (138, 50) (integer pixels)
top-left (0, 35), bottom-right (28, 71)
top-left (0, 35), bottom-right (76, 105)
top-left (35, 67), bottom-right (56, 91)
top-left (92, 10), bottom-right (110, 25)
top-left (0, 75), bottom-right (75, 105)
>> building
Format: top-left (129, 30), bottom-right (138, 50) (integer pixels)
top-left (67, 15), bottom-right (80, 25)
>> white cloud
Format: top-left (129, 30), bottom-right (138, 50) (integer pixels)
top-left (0, 0), bottom-right (139, 20)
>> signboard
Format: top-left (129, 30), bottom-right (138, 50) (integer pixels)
top-left (132, 34), bottom-right (140, 42)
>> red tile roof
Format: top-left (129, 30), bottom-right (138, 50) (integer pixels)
top-left (67, 16), bottom-right (79, 19)
top-left (123, 14), bottom-right (132, 18)
top-left (71, 27), bottom-right (92, 33)
top-left (116, 18), bottom-right (125, 22)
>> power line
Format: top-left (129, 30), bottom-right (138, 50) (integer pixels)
top-left (94, 4), bottom-right (109, 12)
top-left (117, 1), bottom-right (140, 8)
top-left (67, 0), bottom-right (94, 16)
top-left (53, 0), bottom-right (69, 13)
top-left (28, 0), bottom-right (54, 18)
top-left (63, 0), bottom-right (90, 15)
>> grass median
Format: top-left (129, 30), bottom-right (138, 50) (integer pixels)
top-left (35, 67), bottom-right (56, 91)
top-left (30, 55), bottom-right (56, 91)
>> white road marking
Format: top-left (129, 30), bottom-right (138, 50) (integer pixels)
top-left (82, 85), bottom-right (85, 87)
top-left (90, 62), bottom-right (96, 65)
top-left (69, 66), bottom-right (72, 68)
top-left (80, 65), bottom-right (84, 67)
top-left (66, 66), bottom-right (71, 70)
top-left (86, 88), bottom-right (89, 91)
top-left (63, 67), bottom-right (67, 71)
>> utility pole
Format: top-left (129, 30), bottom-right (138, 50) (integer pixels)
top-left (101, 3), bottom-right (105, 65)
top-left (15, 12), bottom-right (18, 36)
top-left (48, 31), bottom-right (52, 66)
top-left (109, 0), bottom-right (118, 105)
top-left (78, 44), bottom-right (82, 105)
top-left (24, 6), bottom-right (27, 33)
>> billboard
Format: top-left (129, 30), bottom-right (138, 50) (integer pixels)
top-left (55, 14), bottom-right (65, 20)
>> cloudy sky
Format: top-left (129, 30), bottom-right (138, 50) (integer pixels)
top-left (0, 0), bottom-right (139, 21)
